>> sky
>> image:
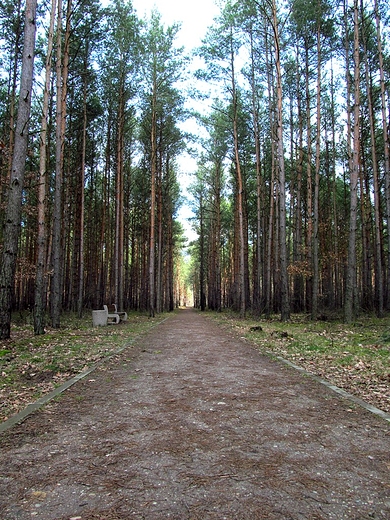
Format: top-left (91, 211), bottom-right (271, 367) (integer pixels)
top-left (132, 0), bottom-right (219, 51)
top-left (131, 0), bottom-right (221, 244)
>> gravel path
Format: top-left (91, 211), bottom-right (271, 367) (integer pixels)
top-left (1, 308), bottom-right (389, 519)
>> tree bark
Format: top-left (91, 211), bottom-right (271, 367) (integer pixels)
top-left (362, 6), bottom-right (383, 317)
top-left (34, 0), bottom-right (56, 334)
top-left (375, 0), bottom-right (390, 310)
top-left (51, 0), bottom-right (71, 327)
top-left (149, 86), bottom-right (157, 317)
top-left (312, 23), bottom-right (322, 320)
top-left (0, 0), bottom-right (37, 339)
top-left (293, 46), bottom-right (304, 312)
top-left (230, 32), bottom-right (246, 319)
top-left (305, 44), bottom-right (313, 313)
top-left (77, 60), bottom-right (88, 318)
top-left (345, 0), bottom-right (360, 323)
top-left (265, 30), bottom-right (275, 317)
top-left (4, 0), bottom-right (23, 193)
top-left (115, 73), bottom-right (125, 310)
top-left (272, 0), bottom-right (290, 321)
top-left (249, 25), bottom-right (263, 317)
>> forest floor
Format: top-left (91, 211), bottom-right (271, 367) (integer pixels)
top-left (0, 308), bottom-right (389, 519)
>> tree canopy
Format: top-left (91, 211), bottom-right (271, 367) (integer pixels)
top-left (0, 0), bottom-right (389, 337)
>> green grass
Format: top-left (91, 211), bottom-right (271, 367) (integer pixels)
top-left (206, 310), bottom-right (390, 413)
top-left (0, 310), bottom-right (171, 422)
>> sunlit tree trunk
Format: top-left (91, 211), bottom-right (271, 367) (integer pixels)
top-left (361, 7), bottom-right (383, 317)
top-left (34, 0), bottom-right (56, 334)
top-left (230, 32), bottom-right (246, 318)
top-left (249, 25), bottom-right (263, 316)
top-left (272, 0), bottom-right (290, 321)
top-left (375, 0), bottom-right (390, 310)
top-left (51, 0), bottom-right (71, 328)
top-left (345, 0), bottom-right (360, 323)
top-left (199, 187), bottom-right (206, 311)
top-left (265, 31), bottom-right (275, 317)
top-left (293, 47), bottom-right (304, 312)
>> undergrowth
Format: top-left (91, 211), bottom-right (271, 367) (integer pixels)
top-left (206, 310), bottom-right (390, 414)
top-left (0, 311), bottom-right (169, 422)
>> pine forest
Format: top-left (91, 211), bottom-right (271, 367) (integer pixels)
top-left (1, 0), bottom-right (390, 340)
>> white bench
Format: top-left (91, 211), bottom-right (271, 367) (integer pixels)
top-left (112, 304), bottom-right (127, 322)
top-left (103, 305), bottom-right (120, 324)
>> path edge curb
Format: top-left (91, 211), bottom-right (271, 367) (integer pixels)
top-left (274, 354), bottom-right (390, 424)
top-left (0, 317), bottom-right (170, 434)
top-left (0, 365), bottom-right (97, 433)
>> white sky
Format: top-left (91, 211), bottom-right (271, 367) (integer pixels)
top-left (131, 0), bottom-right (220, 243)
top-left (132, 0), bottom-right (219, 51)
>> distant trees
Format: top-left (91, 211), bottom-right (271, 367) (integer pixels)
top-left (139, 11), bottom-right (186, 317)
top-left (189, 0), bottom-right (390, 321)
top-left (0, 0), bottom-right (186, 336)
top-left (0, 0), bottom-right (389, 335)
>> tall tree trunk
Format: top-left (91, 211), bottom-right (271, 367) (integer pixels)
top-left (272, 0), bottom-right (290, 321)
top-left (362, 6), bottom-right (383, 317)
top-left (375, 0), bottom-right (390, 310)
top-left (293, 47), bottom-right (304, 312)
top-left (51, 0), bottom-right (71, 327)
top-left (199, 190), bottom-right (206, 311)
top-left (149, 87), bottom-right (157, 317)
top-left (345, 0), bottom-right (360, 323)
top-left (156, 148), bottom-right (163, 314)
top-left (230, 33), bottom-right (246, 318)
top-left (305, 44), bottom-right (313, 313)
top-left (265, 31), bottom-right (275, 317)
top-left (312, 24), bottom-right (322, 320)
top-left (249, 25), bottom-right (263, 317)
top-left (77, 63), bottom-right (88, 318)
top-left (115, 75), bottom-right (125, 310)
top-left (215, 163), bottom-right (222, 312)
top-left (0, 0), bottom-right (37, 339)
top-left (359, 157), bottom-right (372, 308)
top-left (34, 0), bottom-right (56, 334)
top-left (330, 64), bottom-right (340, 308)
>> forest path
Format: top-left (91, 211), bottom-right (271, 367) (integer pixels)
top-left (1, 308), bottom-right (389, 519)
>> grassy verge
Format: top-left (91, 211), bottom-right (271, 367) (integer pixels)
top-left (0, 311), bottom-right (170, 422)
top-left (206, 311), bottom-right (390, 414)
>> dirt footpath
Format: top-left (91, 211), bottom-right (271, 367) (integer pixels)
top-left (1, 308), bottom-right (389, 520)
